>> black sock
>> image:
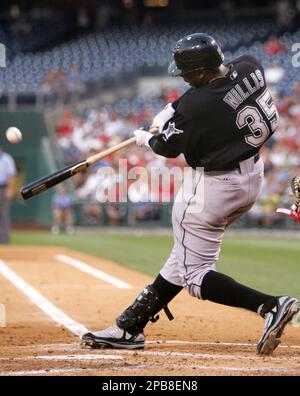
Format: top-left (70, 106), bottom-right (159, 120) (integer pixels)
top-left (126, 274), bottom-right (183, 334)
top-left (152, 274), bottom-right (183, 306)
top-left (201, 271), bottom-right (277, 313)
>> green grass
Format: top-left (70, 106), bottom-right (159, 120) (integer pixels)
top-left (11, 231), bottom-right (300, 299)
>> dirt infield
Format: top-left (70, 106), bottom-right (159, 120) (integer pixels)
top-left (0, 246), bottom-right (299, 376)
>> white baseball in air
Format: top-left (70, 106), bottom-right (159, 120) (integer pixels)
top-left (5, 126), bottom-right (23, 144)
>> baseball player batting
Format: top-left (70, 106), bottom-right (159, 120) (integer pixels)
top-left (82, 33), bottom-right (300, 355)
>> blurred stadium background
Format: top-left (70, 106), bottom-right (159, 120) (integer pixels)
top-left (0, 0), bottom-right (300, 234)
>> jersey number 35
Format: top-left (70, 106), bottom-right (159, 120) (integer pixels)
top-left (236, 89), bottom-right (279, 148)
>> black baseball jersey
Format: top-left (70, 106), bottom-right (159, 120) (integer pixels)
top-left (149, 55), bottom-right (279, 171)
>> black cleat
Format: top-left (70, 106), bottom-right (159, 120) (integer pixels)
top-left (257, 296), bottom-right (300, 355)
top-left (81, 324), bottom-right (145, 350)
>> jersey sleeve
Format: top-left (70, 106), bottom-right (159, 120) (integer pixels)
top-left (149, 111), bottom-right (189, 158)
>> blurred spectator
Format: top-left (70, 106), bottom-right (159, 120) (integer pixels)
top-left (80, 202), bottom-right (102, 225)
top-left (220, 0), bottom-right (236, 22)
top-left (105, 204), bottom-right (127, 225)
top-left (96, 0), bottom-right (118, 28)
top-left (41, 68), bottom-right (69, 101)
top-left (160, 86), bottom-right (181, 103)
top-left (264, 35), bottom-right (286, 55)
top-left (265, 62), bottom-right (284, 84)
top-left (77, 7), bottom-right (91, 30)
top-left (51, 185), bottom-right (75, 234)
top-left (276, 0), bottom-right (296, 28)
top-left (67, 64), bottom-right (86, 98)
top-left (134, 203), bottom-right (161, 222)
top-left (105, 111), bottom-right (127, 137)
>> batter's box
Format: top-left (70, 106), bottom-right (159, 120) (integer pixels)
top-left (0, 304), bottom-right (6, 327)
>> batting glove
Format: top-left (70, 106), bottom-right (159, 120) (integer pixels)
top-left (133, 129), bottom-right (153, 148)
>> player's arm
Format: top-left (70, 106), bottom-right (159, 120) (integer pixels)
top-left (150, 102), bottom-right (177, 133)
top-left (134, 110), bottom-right (188, 158)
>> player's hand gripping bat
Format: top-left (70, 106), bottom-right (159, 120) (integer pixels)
top-left (20, 127), bottom-right (158, 200)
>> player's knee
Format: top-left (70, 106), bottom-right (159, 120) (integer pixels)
top-left (184, 271), bottom-right (213, 299)
top-left (186, 283), bottom-right (202, 299)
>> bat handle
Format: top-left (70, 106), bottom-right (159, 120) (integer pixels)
top-left (86, 136), bottom-right (137, 165)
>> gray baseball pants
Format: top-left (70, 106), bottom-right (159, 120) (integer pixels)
top-left (160, 157), bottom-right (264, 299)
top-left (0, 187), bottom-right (11, 244)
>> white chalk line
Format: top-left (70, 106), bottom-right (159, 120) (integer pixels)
top-left (43, 284), bottom-right (117, 290)
top-left (148, 363), bottom-right (300, 375)
top-left (0, 365), bottom-right (149, 376)
top-left (147, 340), bottom-right (300, 349)
top-left (17, 339), bottom-right (300, 351)
top-left (55, 254), bottom-right (132, 289)
top-left (0, 368), bottom-right (101, 376)
top-left (0, 354), bottom-right (123, 362)
top-left (0, 259), bottom-right (88, 337)
top-left (148, 340), bottom-right (256, 346)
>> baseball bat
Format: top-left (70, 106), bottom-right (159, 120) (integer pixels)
top-left (20, 136), bottom-right (137, 200)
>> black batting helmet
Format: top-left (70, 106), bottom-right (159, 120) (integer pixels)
top-left (168, 33), bottom-right (224, 77)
